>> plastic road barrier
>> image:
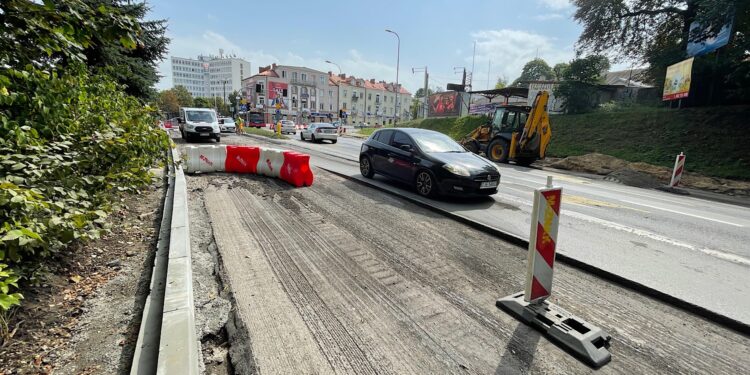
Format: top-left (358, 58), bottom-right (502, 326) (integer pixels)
top-left (525, 176), bottom-right (562, 303)
top-left (183, 145), bottom-right (227, 173)
top-left (669, 152), bottom-right (686, 187)
top-left (225, 145), bottom-right (260, 174)
top-left (497, 176), bottom-right (611, 367)
top-left (280, 151), bottom-right (314, 187)
top-left (183, 145), bottom-right (313, 187)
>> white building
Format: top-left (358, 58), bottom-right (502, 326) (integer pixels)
top-left (171, 51), bottom-right (250, 101)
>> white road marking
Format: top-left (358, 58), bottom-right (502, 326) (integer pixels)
top-left (494, 191), bottom-right (750, 267)
top-left (618, 199), bottom-right (745, 228)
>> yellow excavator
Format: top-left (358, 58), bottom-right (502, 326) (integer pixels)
top-left (460, 91), bottom-right (552, 166)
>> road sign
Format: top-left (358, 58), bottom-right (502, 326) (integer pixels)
top-left (669, 152), bottom-right (686, 187)
top-left (496, 176), bottom-right (611, 367)
top-left (275, 109), bottom-right (281, 115)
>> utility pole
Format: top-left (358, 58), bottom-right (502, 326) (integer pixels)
top-left (385, 29), bottom-right (400, 123)
top-left (468, 41), bottom-right (476, 114)
top-left (487, 60), bottom-right (491, 90)
top-left (412, 66), bottom-right (429, 119)
top-left (222, 80), bottom-right (227, 115)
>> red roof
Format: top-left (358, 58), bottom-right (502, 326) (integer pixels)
top-left (328, 72), bottom-right (410, 95)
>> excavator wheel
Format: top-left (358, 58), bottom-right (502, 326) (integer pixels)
top-left (487, 138), bottom-right (510, 163)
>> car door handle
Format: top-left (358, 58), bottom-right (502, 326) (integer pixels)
top-left (387, 152), bottom-right (398, 157)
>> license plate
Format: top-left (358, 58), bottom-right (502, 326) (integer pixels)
top-left (200, 132), bottom-right (209, 136)
top-left (480, 181), bottom-right (498, 189)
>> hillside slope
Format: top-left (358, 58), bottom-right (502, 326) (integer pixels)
top-left (399, 106), bottom-right (750, 180)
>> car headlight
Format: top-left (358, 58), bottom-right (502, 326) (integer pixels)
top-left (186, 123), bottom-right (195, 129)
top-left (443, 164), bottom-right (471, 177)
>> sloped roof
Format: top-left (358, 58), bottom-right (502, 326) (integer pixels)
top-left (602, 68), bottom-right (652, 87)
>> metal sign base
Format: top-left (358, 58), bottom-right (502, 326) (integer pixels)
top-left (496, 292), bottom-right (612, 368)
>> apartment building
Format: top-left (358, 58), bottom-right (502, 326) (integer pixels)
top-left (329, 73), bottom-right (412, 125)
top-left (171, 52), bottom-right (250, 101)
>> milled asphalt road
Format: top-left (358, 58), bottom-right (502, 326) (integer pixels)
top-left (177, 134), bottom-right (750, 374)
top-left (235, 130), bottom-right (750, 325)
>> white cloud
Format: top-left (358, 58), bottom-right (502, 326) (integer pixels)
top-left (539, 0), bottom-right (572, 10)
top-left (533, 13), bottom-right (565, 21)
top-left (156, 31), bottom-right (420, 94)
top-left (470, 29), bottom-right (574, 83)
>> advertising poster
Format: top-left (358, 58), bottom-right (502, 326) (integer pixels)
top-left (268, 81), bottom-right (288, 99)
top-left (428, 92), bottom-right (461, 117)
top-left (663, 58), bottom-right (694, 101)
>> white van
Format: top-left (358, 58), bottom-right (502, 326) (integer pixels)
top-left (179, 107), bottom-right (221, 142)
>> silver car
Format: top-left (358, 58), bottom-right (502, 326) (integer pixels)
top-left (281, 120), bottom-right (296, 134)
top-left (300, 122), bottom-right (338, 143)
top-left (219, 117), bottom-right (236, 133)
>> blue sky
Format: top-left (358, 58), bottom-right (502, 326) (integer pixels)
top-left (150, 0), bottom-right (587, 93)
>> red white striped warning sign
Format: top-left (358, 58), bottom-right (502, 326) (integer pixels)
top-left (669, 152), bottom-right (686, 187)
top-left (524, 181), bottom-right (562, 303)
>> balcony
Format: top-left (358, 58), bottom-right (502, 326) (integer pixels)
top-left (289, 77), bottom-right (316, 87)
top-left (351, 95), bottom-right (359, 102)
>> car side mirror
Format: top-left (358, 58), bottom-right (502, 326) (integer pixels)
top-left (399, 144), bottom-right (413, 153)
top-left (178, 118), bottom-right (184, 124)
top-left (219, 119), bottom-right (225, 124)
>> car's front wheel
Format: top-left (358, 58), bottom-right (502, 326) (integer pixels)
top-left (415, 170), bottom-right (437, 197)
top-left (360, 156), bottom-right (374, 178)
top-left (300, 132), bottom-right (305, 140)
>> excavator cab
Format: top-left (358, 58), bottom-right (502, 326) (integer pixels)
top-left (460, 91), bottom-right (552, 166)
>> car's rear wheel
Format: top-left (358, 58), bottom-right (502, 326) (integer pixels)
top-left (331, 139), bottom-right (337, 144)
top-left (415, 170), bottom-right (437, 197)
top-left (487, 138), bottom-right (510, 163)
top-left (360, 156), bottom-right (374, 178)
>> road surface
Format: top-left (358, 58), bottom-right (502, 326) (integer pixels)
top-left (179, 135), bottom-right (750, 374)
top-left (238, 131), bottom-right (750, 326)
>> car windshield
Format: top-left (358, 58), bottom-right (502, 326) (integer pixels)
top-left (186, 111), bottom-right (215, 123)
top-left (250, 115), bottom-right (262, 122)
top-left (315, 123), bottom-right (334, 128)
top-left (282, 121), bottom-right (293, 125)
top-left (222, 118), bottom-right (234, 124)
top-left (413, 132), bottom-right (465, 153)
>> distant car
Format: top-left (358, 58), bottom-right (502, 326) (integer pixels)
top-left (281, 120), bottom-right (296, 134)
top-left (355, 122), bottom-right (369, 129)
top-left (247, 113), bottom-right (264, 128)
top-left (359, 128), bottom-right (501, 197)
top-left (178, 107), bottom-right (220, 143)
top-left (219, 117), bottom-right (236, 133)
top-left (300, 122), bottom-right (338, 143)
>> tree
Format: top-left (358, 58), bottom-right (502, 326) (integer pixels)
top-left (158, 89), bottom-right (180, 116)
top-left (554, 55), bottom-right (611, 113)
top-left (228, 90), bottom-right (241, 114)
top-left (172, 85), bottom-right (194, 107)
top-left (573, 0), bottom-right (750, 104)
top-left (414, 88), bottom-right (434, 98)
top-left (553, 63), bottom-right (570, 81)
top-left (512, 58), bottom-right (554, 86)
top-left (494, 77), bottom-right (508, 89)
top-left (193, 97), bottom-right (213, 108)
top-left (81, 1), bottom-right (169, 100)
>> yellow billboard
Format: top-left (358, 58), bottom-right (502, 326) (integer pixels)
top-left (663, 57), bottom-right (694, 101)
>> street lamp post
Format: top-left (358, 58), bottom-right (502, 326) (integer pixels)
top-left (222, 80), bottom-right (228, 115)
top-left (235, 95), bottom-right (240, 117)
top-left (325, 60), bottom-right (342, 121)
top-left (385, 29), bottom-right (400, 124)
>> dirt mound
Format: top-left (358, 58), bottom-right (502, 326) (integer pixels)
top-left (550, 153), bottom-right (750, 196)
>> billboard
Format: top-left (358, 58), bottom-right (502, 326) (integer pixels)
top-left (428, 92), bottom-right (460, 117)
top-left (687, 20), bottom-right (733, 57)
top-left (663, 58), bottom-right (694, 101)
top-left (268, 81), bottom-right (288, 99)
top-left (469, 103), bottom-right (497, 115)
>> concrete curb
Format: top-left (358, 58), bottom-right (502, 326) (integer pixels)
top-left (130, 146), bottom-right (200, 374)
top-left (319, 166), bottom-right (750, 337)
top-left (157, 148), bottom-right (200, 374)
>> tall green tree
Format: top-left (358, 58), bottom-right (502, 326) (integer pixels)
top-left (157, 89), bottom-right (180, 115)
top-left (414, 88), bottom-right (434, 98)
top-left (554, 55), bottom-right (611, 113)
top-left (81, 0), bottom-right (169, 100)
top-left (193, 97), bottom-right (214, 108)
top-left (172, 85), bottom-right (193, 107)
top-left (553, 63), bottom-right (570, 81)
top-left (573, 0), bottom-right (749, 104)
top-left (512, 58), bottom-right (554, 86)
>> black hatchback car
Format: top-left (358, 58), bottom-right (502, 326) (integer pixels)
top-left (359, 128), bottom-right (501, 197)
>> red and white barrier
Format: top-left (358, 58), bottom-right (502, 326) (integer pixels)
top-left (182, 145), bottom-right (313, 187)
top-left (669, 152), bottom-right (686, 187)
top-left (183, 145), bottom-right (227, 173)
top-left (524, 176), bottom-right (562, 303)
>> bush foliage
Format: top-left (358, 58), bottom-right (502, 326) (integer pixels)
top-left (0, 0), bottom-right (169, 313)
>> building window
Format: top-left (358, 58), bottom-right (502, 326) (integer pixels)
top-left (359, 92), bottom-right (363, 99)
top-left (344, 90), bottom-right (347, 96)
top-left (292, 72), bottom-right (298, 80)
top-left (320, 76), bottom-right (325, 84)
top-left (328, 90), bottom-right (333, 97)
top-left (282, 71), bottom-right (286, 78)
top-left (320, 103), bottom-right (323, 110)
top-left (343, 102), bottom-right (347, 109)
top-left (368, 93), bottom-right (372, 100)
top-left (301, 73), bottom-right (307, 81)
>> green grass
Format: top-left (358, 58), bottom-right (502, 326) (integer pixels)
top-left (394, 106), bottom-right (750, 180)
top-left (358, 128), bottom-right (377, 136)
top-left (548, 105), bottom-right (750, 180)
top-left (242, 127), bottom-right (285, 139)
